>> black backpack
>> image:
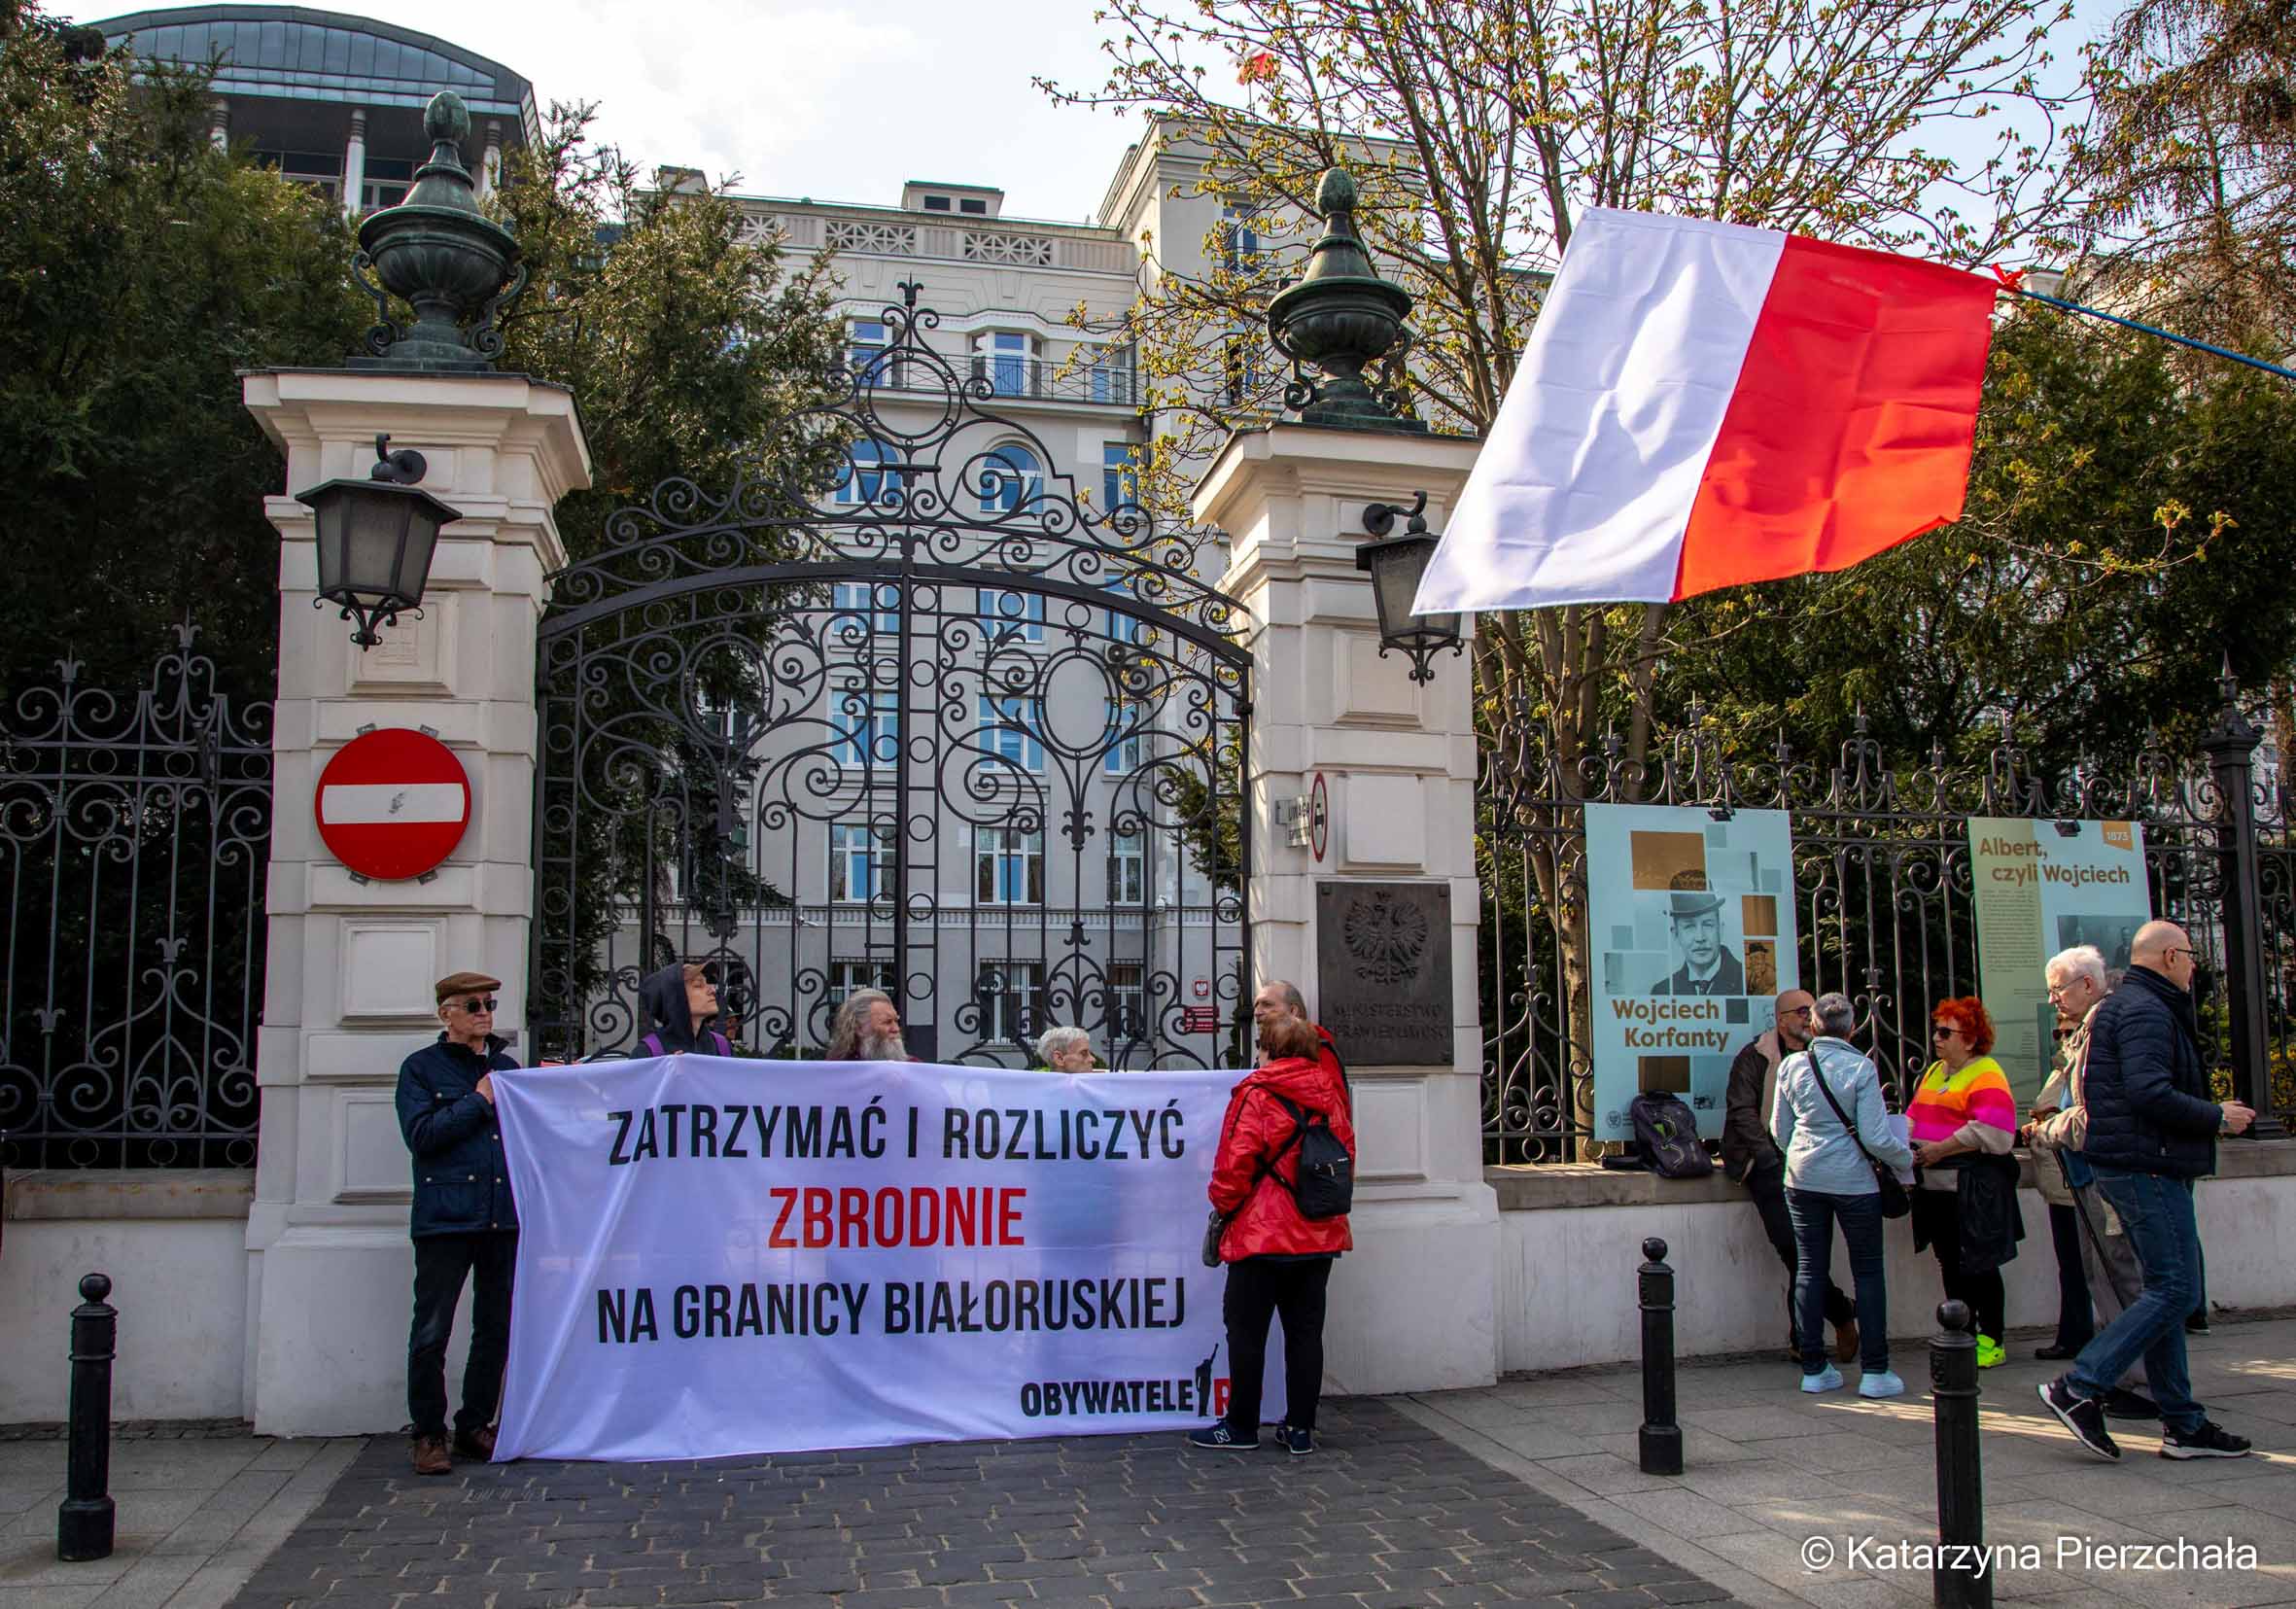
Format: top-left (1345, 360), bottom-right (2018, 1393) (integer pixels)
top-left (1263, 1092), bottom-right (1354, 1219)
top-left (1628, 1091), bottom-right (1714, 1180)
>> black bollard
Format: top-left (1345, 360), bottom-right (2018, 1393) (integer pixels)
top-left (1637, 1236), bottom-right (1683, 1476)
top-left (1930, 1299), bottom-right (1989, 1609)
top-left (56, 1272), bottom-right (116, 1563)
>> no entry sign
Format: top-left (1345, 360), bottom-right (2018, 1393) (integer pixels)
top-left (314, 728), bottom-right (471, 880)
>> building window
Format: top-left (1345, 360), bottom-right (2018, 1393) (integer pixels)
top-left (831, 581), bottom-right (899, 638)
top-left (829, 823), bottom-right (891, 903)
top-left (1101, 442), bottom-right (1140, 513)
top-left (1108, 962), bottom-right (1145, 1041)
top-left (959, 197), bottom-right (988, 215)
top-left (1221, 205), bottom-right (1263, 271)
top-left (829, 960), bottom-right (893, 1007)
top-left (922, 194), bottom-right (952, 211)
top-left (1104, 580), bottom-right (1148, 647)
top-left (1103, 699), bottom-right (1145, 775)
top-left (977, 443), bottom-right (1043, 513)
top-left (974, 332), bottom-right (1034, 396)
top-left (836, 438), bottom-right (904, 507)
top-left (837, 688), bottom-right (899, 768)
top-left (1108, 830), bottom-right (1146, 903)
top-left (978, 587), bottom-right (1045, 644)
top-left (1224, 336), bottom-right (1270, 405)
top-left (848, 320), bottom-right (896, 386)
top-left (975, 829), bottom-right (1045, 905)
top-left (976, 961), bottom-right (1044, 1045)
top-left (1089, 344), bottom-right (1134, 405)
top-left (977, 696), bottom-right (1044, 772)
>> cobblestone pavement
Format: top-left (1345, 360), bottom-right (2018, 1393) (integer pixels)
top-left (223, 1399), bottom-right (1738, 1609)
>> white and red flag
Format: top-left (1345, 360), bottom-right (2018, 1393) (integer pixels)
top-left (1412, 208), bottom-right (1999, 613)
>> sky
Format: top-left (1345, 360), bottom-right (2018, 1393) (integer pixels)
top-left (66, 0), bottom-right (1156, 222)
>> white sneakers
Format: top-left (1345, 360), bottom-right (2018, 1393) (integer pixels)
top-left (1801, 1364), bottom-right (1904, 1398)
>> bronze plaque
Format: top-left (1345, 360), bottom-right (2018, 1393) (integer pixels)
top-left (1314, 881), bottom-right (1453, 1066)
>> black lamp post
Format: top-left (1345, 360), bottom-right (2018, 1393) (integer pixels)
top-left (1356, 492), bottom-right (1463, 683)
top-left (296, 436), bottom-right (460, 648)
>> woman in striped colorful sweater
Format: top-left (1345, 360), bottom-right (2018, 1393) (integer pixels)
top-left (1909, 997), bottom-right (2025, 1367)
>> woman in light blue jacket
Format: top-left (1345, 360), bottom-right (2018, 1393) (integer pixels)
top-left (1771, 993), bottom-right (1915, 1398)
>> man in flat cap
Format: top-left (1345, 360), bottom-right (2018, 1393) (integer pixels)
top-left (396, 970), bottom-right (520, 1476)
top-left (1652, 875), bottom-right (1745, 997)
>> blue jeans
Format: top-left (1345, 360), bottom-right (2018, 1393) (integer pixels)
top-left (2067, 1167), bottom-right (2205, 1433)
top-left (1786, 1187), bottom-right (1891, 1374)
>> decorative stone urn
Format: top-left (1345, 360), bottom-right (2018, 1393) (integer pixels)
top-left (350, 90), bottom-right (525, 370)
top-left (1265, 167), bottom-right (1426, 433)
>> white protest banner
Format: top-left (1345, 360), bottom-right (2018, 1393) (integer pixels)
top-left (490, 1058), bottom-right (1277, 1461)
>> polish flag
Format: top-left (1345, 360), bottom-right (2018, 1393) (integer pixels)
top-left (1412, 208), bottom-right (2000, 613)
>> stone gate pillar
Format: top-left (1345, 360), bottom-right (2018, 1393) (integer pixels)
top-left (239, 369), bottom-right (589, 1434)
top-left (1198, 424), bottom-right (1498, 1392)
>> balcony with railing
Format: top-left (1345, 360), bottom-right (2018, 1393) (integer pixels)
top-left (852, 353), bottom-right (1140, 407)
top-left (744, 209), bottom-right (1140, 278)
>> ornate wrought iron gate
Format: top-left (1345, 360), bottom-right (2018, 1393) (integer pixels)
top-left (0, 627), bottom-right (271, 1168)
top-left (529, 291), bottom-right (1252, 1066)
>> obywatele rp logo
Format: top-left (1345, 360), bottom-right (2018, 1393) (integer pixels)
top-left (1015, 1343), bottom-right (1229, 1420)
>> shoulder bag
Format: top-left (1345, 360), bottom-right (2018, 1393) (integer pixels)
top-left (1807, 1044), bottom-right (1911, 1218)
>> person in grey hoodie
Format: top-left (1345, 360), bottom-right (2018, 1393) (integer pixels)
top-left (637, 962), bottom-right (732, 1057)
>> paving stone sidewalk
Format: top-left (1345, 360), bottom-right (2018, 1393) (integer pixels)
top-left (1402, 1312), bottom-right (2296, 1609)
top-left (0, 1433), bottom-right (363, 1609)
top-left (220, 1399), bottom-right (1733, 1609)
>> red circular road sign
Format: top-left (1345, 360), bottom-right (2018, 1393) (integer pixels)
top-left (314, 728), bottom-right (472, 881)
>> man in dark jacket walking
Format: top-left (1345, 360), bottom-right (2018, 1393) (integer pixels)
top-left (1724, 991), bottom-right (1856, 1364)
top-left (397, 970), bottom-right (521, 1476)
top-left (2038, 922), bottom-right (2254, 1463)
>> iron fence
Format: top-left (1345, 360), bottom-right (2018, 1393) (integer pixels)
top-left (1479, 682), bottom-right (2292, 1162)
top-left (0, 627), bottom-right (272, 1169)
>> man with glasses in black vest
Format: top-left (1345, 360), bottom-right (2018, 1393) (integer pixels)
top-left (396, 970), bottom-right (521, 1475)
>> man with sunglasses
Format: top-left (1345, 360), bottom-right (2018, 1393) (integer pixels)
top-left (2039, 922), bottom-right (2254, 1462)
top-left (396, 971), bottom-right (522, 1476)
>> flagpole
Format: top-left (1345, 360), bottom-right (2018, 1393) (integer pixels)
top-left (2006, 286), bottom-right (2296, 384)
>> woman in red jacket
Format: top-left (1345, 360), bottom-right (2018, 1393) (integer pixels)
top-left (1188, 1014), bottom-right (1356, 1455)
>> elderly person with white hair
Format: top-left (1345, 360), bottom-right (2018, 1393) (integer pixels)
top-left (1035, 1025), bottom-right (1096, 1072)
top-left (825, 988), bottom-right (909, 1062)
top-left (2027, 944), bottom-right (2157, 1420)
top-left (1771, 991), bottom-right (1914, 1398)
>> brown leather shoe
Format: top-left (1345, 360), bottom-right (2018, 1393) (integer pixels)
top-left (452, 1423), bottom-right (497, 1461)
top-left (411, 1434), bottom-right (452, 1476)
top-left (1832, 1316), bottom-right (1861, 1365)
